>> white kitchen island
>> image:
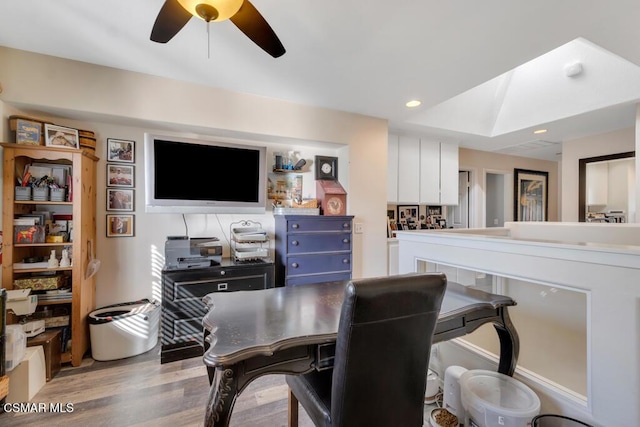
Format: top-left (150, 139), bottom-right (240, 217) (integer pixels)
top-left (396, 222), bottom-right (640, 427)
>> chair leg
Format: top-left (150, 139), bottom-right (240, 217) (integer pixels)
top-left (288, 386), bottom-right (299, 427)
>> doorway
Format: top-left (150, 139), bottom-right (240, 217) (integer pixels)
top-left (484, 170), bottom-right (513, 227)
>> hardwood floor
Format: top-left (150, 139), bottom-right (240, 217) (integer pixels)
top-left (1, 344), bottom-right (437, 426)
top-left (0, 344), bottom-right (315, 427)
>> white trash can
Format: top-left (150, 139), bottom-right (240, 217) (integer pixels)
top-left (460, 369), bottom-right (540, 427)
top-left (89, 299), bottom-right (160, 361)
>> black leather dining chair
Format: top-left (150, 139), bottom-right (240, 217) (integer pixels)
top-left (286, 272), bottom-right (447, 427)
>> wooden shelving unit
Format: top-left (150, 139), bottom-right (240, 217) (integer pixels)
top-left (1, 143), bottom-right (98, 367)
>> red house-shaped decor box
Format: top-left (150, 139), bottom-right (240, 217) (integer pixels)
top-left (316, 180), bottom-right (347, 215)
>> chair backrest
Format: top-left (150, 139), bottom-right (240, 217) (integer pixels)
top-left (330, 273), bottom-right (447, 427)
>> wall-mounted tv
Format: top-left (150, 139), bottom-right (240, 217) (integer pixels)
top-left (144, 133), bottom-right (267, 214)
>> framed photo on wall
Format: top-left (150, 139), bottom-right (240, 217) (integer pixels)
top-left (107, 138), bottom-right (135, 163)
top-left (107, 163), bottom-right (134, 187)
top-left (106, 188), bottom-right (134, 211)
top-left (106, 214), bottom-right (135, 237)
top-left (397, 205), bottom-right (419, 224)
top-left (44, 124), bottom-right (79, 149)
top-left (514, 168), bottom-right (548, 221)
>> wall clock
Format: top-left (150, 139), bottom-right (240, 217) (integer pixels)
top-left (315, 155), bottom-right (338, 180)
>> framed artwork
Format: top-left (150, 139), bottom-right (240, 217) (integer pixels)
top-left (107, 138), bottom-right (135, 163)
top-left (106, 214), bottom-right (135, 237)
top-left (44, 124), bottom-right (79, 149)
top-left (267, 173), bottom-right (302, 202)
top-left (106, 188), bottom-right (134, 211)
top-left (107, 163), bottom-right (134, 187)
top-left (514, 168), bottom-right (548, 221)
top-left (397, 205), bottom-right (419, 224)
top-left (314, 155), bottom-right (338, 180)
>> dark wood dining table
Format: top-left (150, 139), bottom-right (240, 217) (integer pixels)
top-left (201, 280), bottom-right (519, 427)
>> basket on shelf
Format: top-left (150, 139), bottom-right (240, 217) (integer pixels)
top-left (292, 199), bottom-right (318, 209)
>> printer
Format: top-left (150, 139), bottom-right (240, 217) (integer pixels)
top-left (164, 236), bottom-right (223, 270)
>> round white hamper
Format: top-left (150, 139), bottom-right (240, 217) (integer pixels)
top-left (88, 299), bottom-right (160, 361)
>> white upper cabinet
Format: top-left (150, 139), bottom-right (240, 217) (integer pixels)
top-left (418, 139), bottom-right (441, 204)
top-left (387, 134), bottom-right (459, 205)
top-left (397, 135), bottom-right (420, 203)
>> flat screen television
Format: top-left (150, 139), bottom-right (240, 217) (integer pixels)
top-left (144, 133), bottom-right (267, 214)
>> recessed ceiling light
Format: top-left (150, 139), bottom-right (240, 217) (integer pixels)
top-left (533, 129), bottom-right (548, 134)
top-left (406, 100), bottom-right (421, 108)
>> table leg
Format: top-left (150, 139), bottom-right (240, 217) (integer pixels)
top-left (204, 366), bottom-right (239, 427)
top-left (493, 307), bottom-right (520, 376)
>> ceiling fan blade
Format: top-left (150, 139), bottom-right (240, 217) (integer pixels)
top-left (230, 0), bottom-right (286, 58)
top-left (150, 0), bottom-right (193, 43)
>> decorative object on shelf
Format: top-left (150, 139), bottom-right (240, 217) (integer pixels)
top-left (316, 180), bottom-right (347, 215)
top-left (106, 163), bottom-right (134, 187)
top-left (514, 168), bottom-right (548, 222)
top-left (106, 214), bottom-right (135, 237)
top-left (48, 249), bottom-right (59, 268)
top-left (107, 188), bottom-right (134, 211)
top-left (273, 151), bottom-right (306, 172)
top-left (107, 138), bottom-right (135, 163)
top-left (9, 115), bottom-right (43, 145)
top-left (59, 248), bottom-right (71, 268)
top-left (14, 225), bottom-right (45, 244)
top-left (314, 155), bottom-right (338, 180)
top-left (230, 220), bottom-right (270, 262)
top-left (44, 124), bottom-right (79, 149)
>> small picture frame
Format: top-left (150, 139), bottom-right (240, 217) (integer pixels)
top-left (106, 188), bottom-right (134, 211)
top-left (397, 205), bottom-right (419, 224)
top-left (107, 163), bottom-right (134, 187)
top-left (107, 138), bottom-right (135, 163)
top-left (44, 124), bottom-right (79, 149)
top-left (106, 214), bottom-right (135, 237)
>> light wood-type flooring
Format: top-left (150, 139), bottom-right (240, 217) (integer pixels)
top-left (0, 344), bottom-right (316, 427)
top-left (1, 344), bottom-right (437, 426)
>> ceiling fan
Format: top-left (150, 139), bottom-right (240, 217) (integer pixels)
top-left (150, 0), bottom-right (286, 58)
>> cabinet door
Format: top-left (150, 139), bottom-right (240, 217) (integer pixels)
top-left (397, 136), bottom-right (420, 203)
top-left (439, 143), bottom-right (459, 205)
top-left (419, 139), bottom-right (441, 204)
top-left (387, 134), bottom-right (399, 202)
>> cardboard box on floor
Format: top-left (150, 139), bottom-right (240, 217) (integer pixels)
top-left (6, 346), bottom-right (46, 402)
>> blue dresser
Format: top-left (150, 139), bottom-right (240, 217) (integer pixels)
top-left (275, 215), bottom-right (354, 286)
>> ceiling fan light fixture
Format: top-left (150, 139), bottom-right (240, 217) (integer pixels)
top-left (177, 0), bottom-right (243, 22)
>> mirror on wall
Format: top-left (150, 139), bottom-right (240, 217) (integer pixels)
top-left (579, 151), bottom-right (635, 222)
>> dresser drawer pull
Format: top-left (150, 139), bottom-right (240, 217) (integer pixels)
top-left (218, 283), bottom-right (228, 291)
top-left (342, 259), bottom-right (350, 264)
top-left (342, 238), bottom-right (349, 244)
top-left (291, 263), bottom-right (299, 268)
top-left (291, 240), bottom-right (299, 246)
top-left (343, 223), bottom-right (350, 229)
top-left (292, 223), bottom-right (300, 229)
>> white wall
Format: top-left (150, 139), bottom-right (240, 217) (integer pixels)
top-left (0, 47), bottom-right (389, 306)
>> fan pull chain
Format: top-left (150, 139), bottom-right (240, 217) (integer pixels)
top-left (207, 22), bottom-right (211, 59)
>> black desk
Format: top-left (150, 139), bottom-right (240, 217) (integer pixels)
top-left (201, 281), bottom-right (519, 427)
